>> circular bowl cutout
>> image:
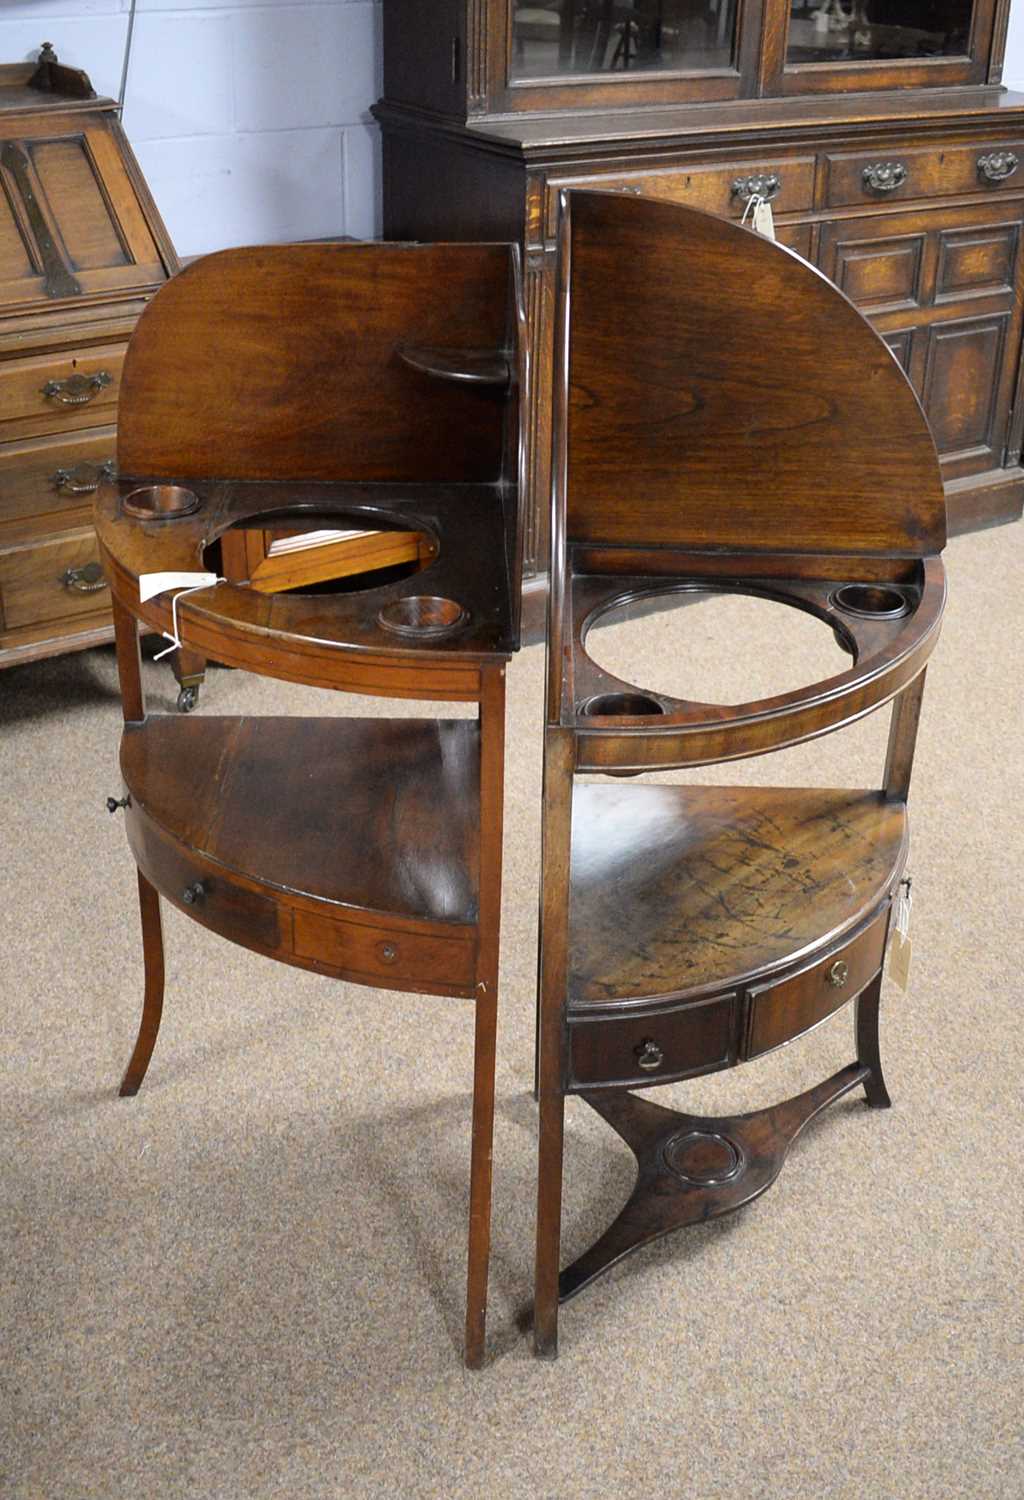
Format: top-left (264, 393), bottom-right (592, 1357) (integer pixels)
top-left (123, 484), bottom-right (200, 519)
top-left (578, 692), bottom-right (665, 718)
top-left (377, 595), bottom-right (468, 638)
top-left (831, 584), bottom-right (910, 620)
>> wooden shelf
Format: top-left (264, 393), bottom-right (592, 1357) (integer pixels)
top-left (569, 785), bottom-right (906, 1008)
top-left (121, 715), bottom-right (480, 928)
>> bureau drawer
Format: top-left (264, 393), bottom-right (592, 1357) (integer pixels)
top-left (0, 528), bottom-right (111, 631)
top-left (126, 814), bottom-right (283, 955)
top-left (547, 157), bottom-right (815, 238)
top-left (744, 908), bottom-right (889, 1060)
top-left (568, 993), bottom-right (738, 1091)
top-left (293, 908), bottom-right (476, 989)
top-left (0, 343), bottom-right (125, 437)
top-left (824, 143), bottom-right (1024, 208)
top-left (0, 428), bottom-right (117, 535)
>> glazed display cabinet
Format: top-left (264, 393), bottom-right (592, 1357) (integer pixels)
top-left (375, 0), bottom-right (1024, 578)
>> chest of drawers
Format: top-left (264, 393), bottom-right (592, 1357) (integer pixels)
top-left (0, 46), bottom-right (177, 672)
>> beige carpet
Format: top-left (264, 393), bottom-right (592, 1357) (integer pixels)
top-left (2, 524), bottom-right (1022, 1500)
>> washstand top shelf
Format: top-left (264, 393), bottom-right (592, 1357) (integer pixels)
top-left (96, 240), bottom-right (526, 703)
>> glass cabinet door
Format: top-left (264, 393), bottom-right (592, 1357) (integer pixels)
top-left (770, 0), bottom-right (996, 92)
top-left (510, 0), bottom-right (739, 80)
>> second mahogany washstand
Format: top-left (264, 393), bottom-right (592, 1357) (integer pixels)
top-left (534, 191), bottom-right (947, 1355)
top-left (96, 241), bottom-right (525, 1368)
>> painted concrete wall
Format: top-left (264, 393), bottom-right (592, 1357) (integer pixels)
top-left (0, 0), bottom-right (380, 255)
top-left (2, 1), bottom-right (1024, 257)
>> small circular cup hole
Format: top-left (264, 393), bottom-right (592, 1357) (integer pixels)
top-left (123, 484), bottom-right (200, 519)
top-left (831, 584), bottom-right (910, 620)
top-left (377, 595), bottom-right (468, 638)
top-left (579, 692), bottom-right (665, 718)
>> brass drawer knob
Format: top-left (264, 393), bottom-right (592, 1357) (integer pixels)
top-left (106, 795), bottom-right (130, 813)
top-left (862, 162), bottom-right (907, 194)
top-left (827, 960), bottom-right (849, 989)
top-left (182, 881), bottom-right (206, 905)
top-left (732, 172), bottom-right (782, 203)
top-left (377, 941), bottom-right (399, 963)
top-left (41, 370), bottom-right (112, 406)
top-left (978, 150), bottom-right (1019, 183)
top-left (52, 459), bottom-right (116, 495)
top-left (61, 561), bottom-right (108, 594)
top-left (635, 1038), bottom-right (664, 1072)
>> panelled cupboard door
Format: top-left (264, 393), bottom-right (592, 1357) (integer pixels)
top-left (0, 115), bottom-right (165, 308)
top-left (818, 198), bottom-right (1024, 478)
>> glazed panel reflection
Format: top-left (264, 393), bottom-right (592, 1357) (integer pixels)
top-left (510, 0), bottom-right (737, 80)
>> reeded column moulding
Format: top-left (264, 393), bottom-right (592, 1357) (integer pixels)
top-left (96, 241), bottom-right (526, 1369)
top-left (533, 191), bottom-right (947, 1356)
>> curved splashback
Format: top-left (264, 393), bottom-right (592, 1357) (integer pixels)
top-left (560, 191), bottom-right (946, 557)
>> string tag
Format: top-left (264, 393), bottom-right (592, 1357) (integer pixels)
top-left (889, 877), bottom-right (913, 992)
top-left (741, 192), bottom-right (776, 242)
top-left (137, 572), bottom-right (223, 661)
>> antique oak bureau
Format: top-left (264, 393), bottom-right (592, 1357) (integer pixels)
top-left (0, 46), bottom-right (178, 673)
top-left (96, 242), bottom-right (526, 1368)
top-left (532, 191), bottom-right (946, 1354)
top-left (376, 0), bottom-right (1024, 583)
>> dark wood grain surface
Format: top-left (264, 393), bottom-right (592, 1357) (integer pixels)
top-left (568, 785), bottom-right (907, 1006)
top-left (563, 192), bottom-right (946, 557)
top-left (117, 243), bottom-right (513, 485)
top-left (121, 715), bottom-right (481, 925)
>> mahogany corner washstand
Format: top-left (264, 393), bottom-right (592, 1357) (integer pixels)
top-left (533, 191), bottom-right (947, 1356)
top-left (94, 242), bottom-right (525, 1368)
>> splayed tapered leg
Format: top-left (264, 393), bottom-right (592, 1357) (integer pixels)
top-left (119, 870), bottom-right (165, 1096)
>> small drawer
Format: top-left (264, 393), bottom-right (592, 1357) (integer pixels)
top-left (568, 993), bottom-right (738, 1092)
top-left (744, 908), bottom-right (888, 1060)
top-left (127, 814), bottom-right (283, 954)
top-left (547, 157), bottom-right (815, 238)
top-left (0, 428), bottom-right (117, 534)
top-left (0, 528), bottom-right (111, 631)
top-left (824, 143), bottom-right (1024, 208)
top-left (293, 909), bottom-right (475, 988)
top-left (0, 343), bottom-right (126, 436)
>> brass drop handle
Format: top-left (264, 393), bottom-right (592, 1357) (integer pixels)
top-left (827, 960), bottom-right (849, 989)
top-left (52, 459), bottom-right (116, 495)
top-left (635, 1038), bottom-right (664, 1072)
top-left (862, 162), bottom-right (908, 194)
top-left (42, 370), bottom-right (112, 406)
top-left (978, 150), bottom-right (1019, 183)
top-left (62, 561), bottom-right (108, 593)
top-left (182, 881), bottom-right (206, 905)
top-left (732, 172), bottom-right (782, 203)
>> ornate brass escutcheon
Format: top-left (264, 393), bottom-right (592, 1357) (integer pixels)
top-left (61, 561), bottom-right (107, 593)
top-left (52, 459), bottom-right (116, 494)
top-left (862, 162), bottom-right (907, 194)
top-left (42, 371), bottom-right (112, 406)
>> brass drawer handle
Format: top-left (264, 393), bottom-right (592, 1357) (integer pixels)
top-left (182, 881), bottom-right (206, 905)
top-left (41, 370), bottom-right (112, 406)
top-left (862, 162), bottom-right (907, 194)
top-left (106, 795), bottom-right (130, 814)
top-left (978, 150), bottom-right (1019, 183)
top-left (61, 561), bottom-right (108, 594)
top-left (827, 960), bottom-right (849, 989)
top-left (378, 941), bottom-right (398, 964)
top-left (635, 1038), bottom-right (664, 1072)
top-left (732, 172), bottom-right (782, 203)
top-left (52, 459), bottom-right (116, 495)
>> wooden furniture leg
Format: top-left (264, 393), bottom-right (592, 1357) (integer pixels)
top-left (856, 970), bottom-right (891, 1110)
top-left (170, 645), bottom-right (206, 714)
top-left (463, 664), bottom-right (506, 1367)
top-left (534, 728), bottom-right (574, 1358)
top-left (119, 870), bottom-right (165, 1096)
